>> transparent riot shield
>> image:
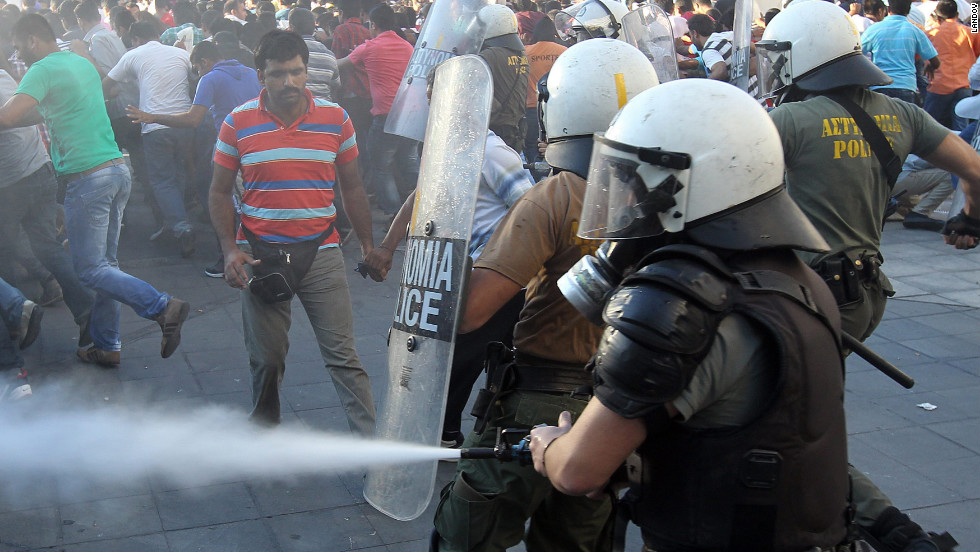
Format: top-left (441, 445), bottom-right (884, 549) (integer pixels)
top-left (731, 0), bottom-right (754, 93)
top-left (383, 0), bottom-right (491, 141)
top-left (621, 5), bottom-right (679, 83)
top-left (364, 55), bottom-right (493, 522)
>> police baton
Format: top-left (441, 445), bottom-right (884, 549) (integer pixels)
top-left (842, 332), bottom-right (915, 389)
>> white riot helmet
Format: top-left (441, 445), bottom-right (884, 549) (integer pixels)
top-left (555, 0), bottom-right (630, 42)
top-left (578, 79), bottom-right (829, 252)
top-left (478, 4), bottom-right (523, 49)
top-left (756, 0), bottom-right (890, 104)
top-left (541, 38), bottom-right (659, 178)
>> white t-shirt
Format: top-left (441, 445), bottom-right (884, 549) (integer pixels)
top-left (469, 131), bottom-right (536, 261)
top-left (669, 14), bottom-right (689, 39)
top-left (850, 13), bottom-right (874, 33)
top-left (107, 41), bottom-right (193, 134)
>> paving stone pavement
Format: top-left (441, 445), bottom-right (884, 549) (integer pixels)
top-left (0, 204), bottom-right (976, 551)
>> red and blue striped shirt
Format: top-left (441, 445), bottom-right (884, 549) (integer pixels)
top-left (214, 88), bottom-right (358, 248)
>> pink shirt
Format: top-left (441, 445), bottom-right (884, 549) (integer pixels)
top-left (348, 30), bottom-right (413, 116)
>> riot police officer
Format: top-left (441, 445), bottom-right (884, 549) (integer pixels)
top-left (529, 79), bottom-right (852, 552)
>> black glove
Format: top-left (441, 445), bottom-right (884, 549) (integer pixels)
top-left (941, 210), bottom-right (980, 241)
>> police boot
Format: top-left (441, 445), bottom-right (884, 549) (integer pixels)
top-left (868, 506), bottom-right (958, 552)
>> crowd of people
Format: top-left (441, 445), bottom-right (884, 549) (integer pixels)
top-left (0, 0), bottom-right (979, 550)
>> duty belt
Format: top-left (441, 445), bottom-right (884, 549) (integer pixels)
top-left (812, 252), bottom-right (882, 306)
top-left (470, 343), bottom-right (593, 434)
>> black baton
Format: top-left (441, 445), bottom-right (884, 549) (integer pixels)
top-left (842, 332), bottom-right (915, 389)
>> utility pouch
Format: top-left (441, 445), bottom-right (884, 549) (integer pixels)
top-left (242, 223), bottom-right (333, 304)
top-left (814, 256), bottom-right (862, 307)
top-left (470, 342), bottom-right (517, 435)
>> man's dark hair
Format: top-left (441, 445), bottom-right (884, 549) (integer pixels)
top-left (222, 0), bottom-right (239, 14)
top-left (935, 0), bottom-right (957, 18)
top-left (213, 29), bottom-right (241, 58)
top-left (287, 6), bottom-right (314, 34)
top-left (74, 0), bottom-right (98, 21)
top-left (888, 0), bottom-right (911, 15)
top-left (58, 0), bottom-right (79, 28)
top-left (254, 28), bottom-right (308, 70)
top-left (367, 2), bottom-right (394, 31)
top-left (338, 0), bottom-right (359, 16)
top-left (705, 7), bottom-right (722, 28)
top-left (200, 7), bottom-right (219, 29)
top-left (296, 0), bottom-right (310, 9)
top-left (719, 8), bottom-right (734, 30)
top-left (172, 0), bottom-right (199, 25)
top-left (129, 19), bottom-right (158, 40)
top-left (863, 0), bottom-right (885, 17)
top-left (674, 0), bottom-right (694, 13)
top-left (531, 15), bottom-right (558, 43)
top-left (12, 12), bottom-right (56, 42)
top-left (543, 1), bottom-right (561, 12)
top-left (109, 4), bottom-right (134, 30)
top-left (256, 0), bottom-right (274, 13)
top-left (763, 7), bottom-right (779, 25)
top-left (687, 13), bottom-right (714, 35)
top-left (190, 38), bottom-right (220, 62)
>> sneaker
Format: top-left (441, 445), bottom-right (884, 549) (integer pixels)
top-left (149, 225), bottom-right (167, 241)
top-left (441, 431), bottom-right (465, 448)
top-left (177, 229), bottom-right (196, 258)
top-left (17, 300), bottom-right (43, 350)
top-left (0, 368), bottom-right (32, 402)
top-left (39, 276), bottom-right (63, 307)
top-left (77, 346), bottom-right (120, 367)
top-left (439, 431), bottom-right (465, 462)
top-left (157, 297), bottom-right (189, 358)
top-left (203, 257), bottom-right (224, 278)
top-left (903, 212), bottom-right (944, 232)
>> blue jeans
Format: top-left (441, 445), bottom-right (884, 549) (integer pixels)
top-left (0, 277), bottom-right (25, 371)
top-left (63, 164), bottom-right (169, 351)
top-left (0, 163), bottom-right (94, 325)
top-left (876, 87), bottom-right (919, 105)
top-left (924, 88), bottom-right (973, 130)
top-left (143, 127), bottom-right (193, 235)
top-left (367, 114), bottom-right (419, 215)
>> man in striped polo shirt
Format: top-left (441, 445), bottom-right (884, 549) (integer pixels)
top-left (209, 30), bottom-right (378, 435)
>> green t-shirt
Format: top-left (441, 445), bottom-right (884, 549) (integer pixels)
top-left (770, 88), bottom-right (949, 265)
top-left (16, 51), bottom-right (120, 175)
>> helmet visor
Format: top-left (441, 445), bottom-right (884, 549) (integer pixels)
top-left (579, 133), bottom-right (689, 239)
top-left (555, 0), bottom-right (617, 41)
top-left (755, 40), bottom-right (793, 101)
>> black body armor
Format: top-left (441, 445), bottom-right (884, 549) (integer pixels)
top-left (593, 245), bottom-right (849, 552)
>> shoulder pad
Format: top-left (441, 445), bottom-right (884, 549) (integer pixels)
top-left (594, 251), bottom-right (733, 418)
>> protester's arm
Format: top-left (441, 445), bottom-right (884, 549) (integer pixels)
top-left (363, 189), bottom-right (416, 281)
top-left (706, 60), bottom-right (729, 81)
top-left (0, 93), bottom-right (42, 130)
top-left (924, 55), bottom-right (940, 81)
top-left (127, 104), bottom-right (208, 128)
top-left (337, 56), bottom-right (355, 88)
top-left (528, 398), bottom-right (648, 496)
top-left (921, 132), bottom-right (980, 248)
top-left (335, 158), bottom-right (377, 270)
top-left (102, 75), bottom-right (121, 99)
top-left (210, 164), bottom-right (257, 289)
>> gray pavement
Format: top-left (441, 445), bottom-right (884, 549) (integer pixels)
top-left (0, 197), bottom-right (977, 551)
